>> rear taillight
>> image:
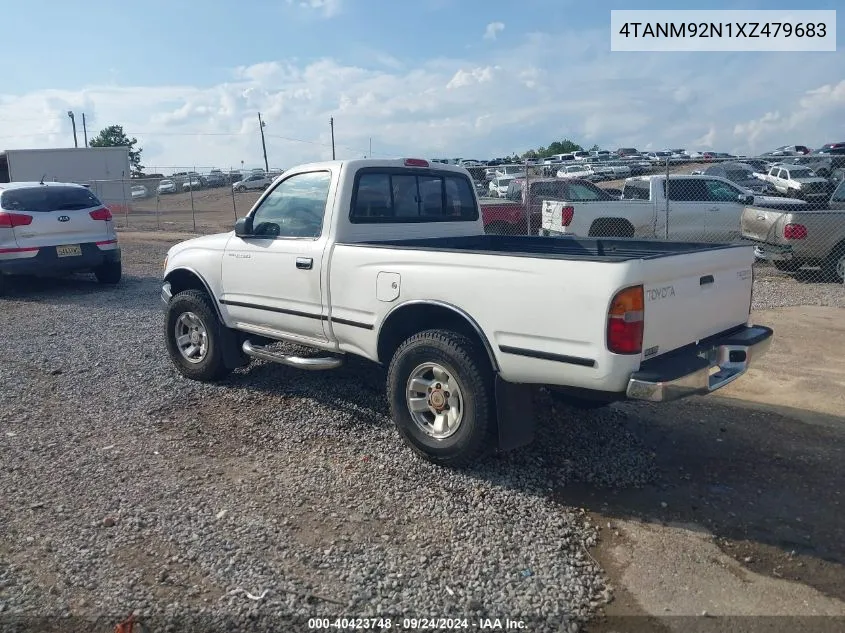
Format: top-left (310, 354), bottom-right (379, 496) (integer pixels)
top-left (783, 223), bottom-right (807, 239)
top-left (607, 285), bottom-right (644, 355)
top-left (559, 206), bottom-right (574, 226)
top-left (89, 208), bottom-right (113, 221)
top-left (0, 212), bottom-right (33, 228)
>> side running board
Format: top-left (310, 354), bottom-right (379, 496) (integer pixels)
top-left (242, 340), bottom-right (344, 371)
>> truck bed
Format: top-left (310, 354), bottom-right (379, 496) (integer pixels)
top-left (349, 234), bottom-right (746, 263)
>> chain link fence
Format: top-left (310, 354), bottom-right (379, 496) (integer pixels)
top-left (475, 153), bottom-right (845, 287)
top-left (88, 167), bottom-right (277, 234)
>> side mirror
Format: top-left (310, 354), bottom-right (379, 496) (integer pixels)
top-left (234, 216), bottom-right (253, 236)
top-left (739, 194), bottom-right (755, 205)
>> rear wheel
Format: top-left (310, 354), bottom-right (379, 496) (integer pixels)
top-left (386, 329), bottom-right (495, 467)
top-left (773, 260), bottom-right (801, 273)
top-left (94, 261), bottom-right (122, 284)
top-left (589, 218), bottom-right (635, 238)
top-left (164, 289), bottom-right (232, 382)
top-left (822, 244), bottom-right (845, 284)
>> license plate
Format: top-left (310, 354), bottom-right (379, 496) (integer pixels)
top-left (56, 245), bottom-right (82, 257)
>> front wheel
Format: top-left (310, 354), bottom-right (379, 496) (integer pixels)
top-left (164, 289), bottom-right (232, 382)
top-left (387, 329), bottom-right (495, 467)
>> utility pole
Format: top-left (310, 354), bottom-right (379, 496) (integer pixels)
top-left (330, 117), bottom-right (336, 159)
top-left (67, 111), bottom-right (78, 148)
top-left (369, 137), bottom-right (372, 158)
top-left (82, 113), bottom-right (88, 147)
top-left (257, 113), bottom-right (269, 173)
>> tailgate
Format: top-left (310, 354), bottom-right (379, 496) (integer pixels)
top-left (741, 205), bottom-right (786, 243)
top-left (638, 245), bottom-right (754, 359)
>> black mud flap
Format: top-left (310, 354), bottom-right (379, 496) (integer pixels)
top-left (220, 327), bottom-right (249, 369)
top-left (495, 375), bottom-right (536, 451)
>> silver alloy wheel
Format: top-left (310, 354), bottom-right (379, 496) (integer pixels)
top-left (174, 311), bottom-right (209, 364)
top-left (406, 362), bottom-right (465, 439)
top-left (836, 253), bottom-right (845, 282)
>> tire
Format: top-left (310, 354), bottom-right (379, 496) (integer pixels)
top-left (589, 218), bottom-right (634, 238)
top-left (773, 260), bottom-right (801, 273)
top-left (822, 244), bottom-right (845, 284)
top-left (93, 260), bottom-right (122, 284)
top-left (386, 329), bottom-right (495, 467)
top-left (164, 289), bottom-right (232, 382)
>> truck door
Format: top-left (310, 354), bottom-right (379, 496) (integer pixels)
top-left (701, 178), bottom-right (746, 242)
top-left (220, 170), bottom-right (335, 343)
top-left (658, 178), bottom-right (708, 241)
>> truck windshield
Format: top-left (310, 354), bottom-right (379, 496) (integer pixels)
top-left (788, 168), bottom-right (815, 178)
top-left (1, 186), bottom-right (102, 212)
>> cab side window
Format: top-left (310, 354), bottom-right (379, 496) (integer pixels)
top-left (250, 171), bottom-right (332, 238)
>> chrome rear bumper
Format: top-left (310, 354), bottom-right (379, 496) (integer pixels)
top-left (753, 243), bottom-right (794, 262)
top-left (626, 324), bottom-right (773, 403)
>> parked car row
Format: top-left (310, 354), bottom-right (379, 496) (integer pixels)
top-left (526, 171), bottom-right (845, 283)
top-left (443, 142), bottom-right (845, 179)
top-left (147, 168), bottom-right (285, 196)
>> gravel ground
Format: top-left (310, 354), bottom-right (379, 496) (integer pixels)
top-left (1, 235), bottom-right (842, 633)
top-left (751, 263), bottom-right (845, 310)
top-left (0, 236), bottom-right (661, 633)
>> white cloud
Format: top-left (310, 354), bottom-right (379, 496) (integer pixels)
top-left (446, 66), bottom-right (498, 89)
top-left (286, 0), bottom-right (342, 18)
top-left (694, 125), bottom-right (717, 148)
top-left (733, 80), bottom-right (845, 151)
top-left (484, 22), bottom-right (505, 41)
top-left (0, 33), bottom-right (843, 171)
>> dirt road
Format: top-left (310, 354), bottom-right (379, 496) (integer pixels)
top-left (576, 306), bottom-right (845, 632)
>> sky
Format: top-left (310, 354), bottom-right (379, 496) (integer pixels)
top-left (1, 0), bottom-right (843, 172)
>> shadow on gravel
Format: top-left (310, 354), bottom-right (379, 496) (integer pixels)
top-left (782, 269), bottom-right (841, 285)
top-left (555, 396), bottom-right (845, 601)
top-left (0, 273), bottom-right (160, 305)
top-left (140, 316), bottom-right (844, 605)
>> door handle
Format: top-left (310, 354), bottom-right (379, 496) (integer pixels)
top-left (296, 257), bottom-right (313, 270)
top-left (708, 207), bottom-right (719, 212)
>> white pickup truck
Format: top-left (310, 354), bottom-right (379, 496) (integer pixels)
top-left (754, 164), bottom-right (832, 203)
top-left (541, 174), bottom-right (808, 242)
top-left (160, 159), bottom-right (773, 466)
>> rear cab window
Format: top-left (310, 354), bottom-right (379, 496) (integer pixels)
top-left (0, 186), bottom-right (103, 212)
top-left (350, 168), bottom-right (479, 223)
top-left (622, 180), bottom-right (651, 200)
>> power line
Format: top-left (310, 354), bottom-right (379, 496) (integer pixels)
top-left (0, 115), bottom-right (100, 123)
top-left (0, 127), bottom-right (401, 158)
